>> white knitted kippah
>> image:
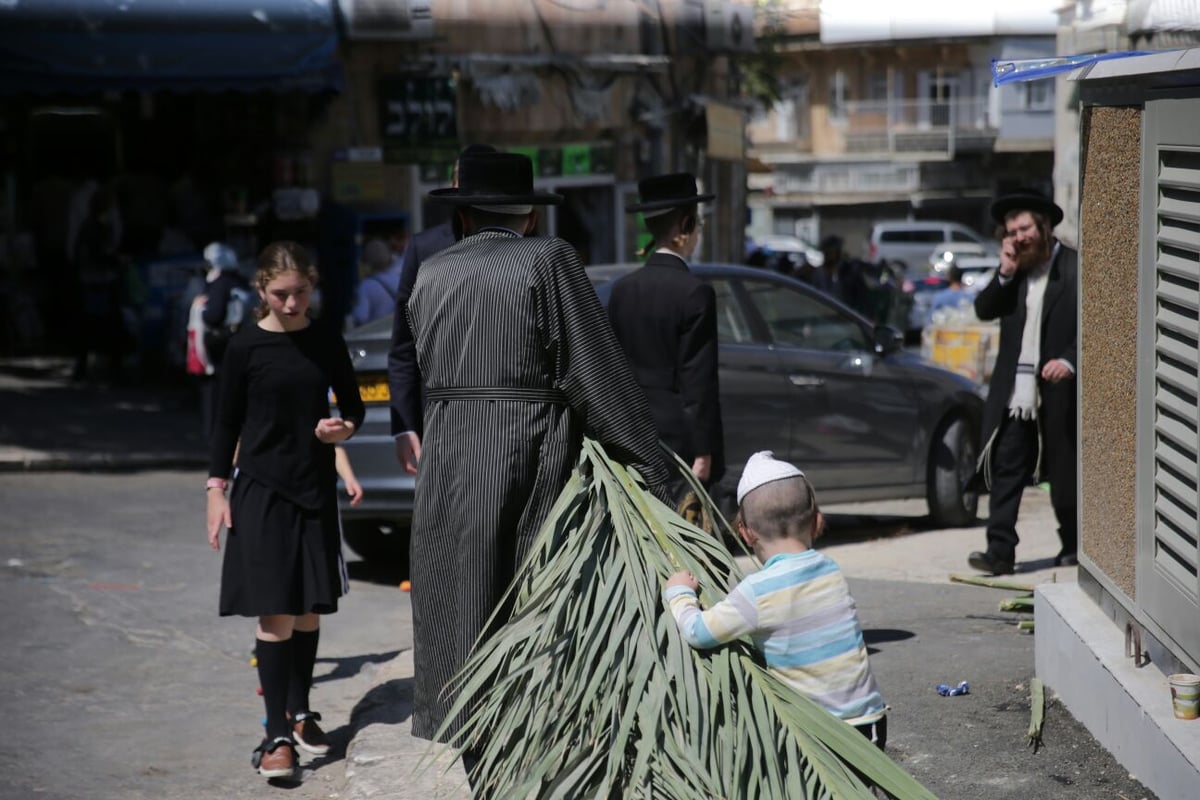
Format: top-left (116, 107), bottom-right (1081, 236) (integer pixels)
top-left (736, 450), bottom-right (805, 505)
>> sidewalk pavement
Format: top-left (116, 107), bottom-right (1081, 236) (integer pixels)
top-left (1, 357), bottom-right (1079, 796)
top-left (0, 357), bottom-right (207, 472)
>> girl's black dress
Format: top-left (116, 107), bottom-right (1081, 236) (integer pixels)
top-left (209, 320), bottom-right (365, 617)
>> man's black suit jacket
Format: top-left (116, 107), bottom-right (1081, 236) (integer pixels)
top-left (606, 251), bottom-right (725, 483)
top-left (388, 221), bottom-right (455, 436)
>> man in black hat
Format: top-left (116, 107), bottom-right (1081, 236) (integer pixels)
top-left (967, 188), bottom-right (1078, 575)
top-left (404, 151), bottom-right (670, 759)
top-left (607, 172), bottom-right (725, 500)
top-left (389, 143), bottom-right (497, 473)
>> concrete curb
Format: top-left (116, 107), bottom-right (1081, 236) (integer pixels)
top-left (0, 449), bottom-right (208, 473)
top-left (343, 649), bottom-right (469, 800)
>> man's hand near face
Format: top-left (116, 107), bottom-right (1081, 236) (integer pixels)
top-left (998, 237), bottom-right (1020, 278)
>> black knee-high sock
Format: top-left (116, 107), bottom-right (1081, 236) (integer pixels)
top-left (256, 637), bottom-right (294, 741)
top-left (287, 628), bottom-right (320, 716)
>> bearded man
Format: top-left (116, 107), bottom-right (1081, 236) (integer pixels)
top-left (967, 188), bottom-right (1078, 576)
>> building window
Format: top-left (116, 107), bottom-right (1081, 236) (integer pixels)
top-left (829, 69), bottom-right (848, 123)
top-left (867, 72), bottom-right (888, 104)
top-left (1021, 80), bottom-right (1053, 111)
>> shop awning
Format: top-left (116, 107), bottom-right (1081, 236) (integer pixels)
top-left (0, 0), bottom-right (343, 95)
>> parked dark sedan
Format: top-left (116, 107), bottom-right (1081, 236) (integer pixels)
top-left (335, 262), bottom-right (984, 561)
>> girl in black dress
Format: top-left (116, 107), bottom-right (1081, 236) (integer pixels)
top-left (205, 241), bottom-right (365, 779)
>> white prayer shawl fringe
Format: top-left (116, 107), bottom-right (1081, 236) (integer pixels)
top-left (1009, 266), bottom-right (1049, 421)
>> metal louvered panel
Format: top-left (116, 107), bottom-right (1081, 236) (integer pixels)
top-left (1152, 145), bottom-right (1200, 598)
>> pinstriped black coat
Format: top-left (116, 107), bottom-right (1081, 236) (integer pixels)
top-left (406, 229), bottom-right (670, 740)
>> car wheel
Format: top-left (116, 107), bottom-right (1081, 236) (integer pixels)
top-left (342, 519), bottom-right (409, 564)
top-left (927, 416), bottom-right (979, 527)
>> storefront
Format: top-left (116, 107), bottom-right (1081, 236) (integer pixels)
top-left (0, 0), bottom-right (344, 362)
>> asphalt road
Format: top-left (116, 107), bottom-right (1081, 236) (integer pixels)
top-left (0, 470), bottom-right (411, 800)
top-left (0, 470), bottom-right (1157, 800)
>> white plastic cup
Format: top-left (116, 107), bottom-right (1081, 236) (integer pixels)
top-left (1168, 673), bottom-right (1200, 720)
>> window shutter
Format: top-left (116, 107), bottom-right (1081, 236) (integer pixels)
top-left (1138, 100), bottom-right (1200, 665)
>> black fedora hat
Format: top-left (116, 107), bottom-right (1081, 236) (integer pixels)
top-left (990, 188), bottom-right (1063, 226)
top-left (626, 172), bottom-right (715, 213)
top-left (430, 152), bottom-right (562, 206)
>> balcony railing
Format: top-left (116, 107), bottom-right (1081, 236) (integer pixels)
top-left (752, 96), bottom-right (1000, 158)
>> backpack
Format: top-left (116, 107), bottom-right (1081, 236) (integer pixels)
top-left (203, 286), bottom-right (257, 365)
top-left (185, 296), bottom-right (213, 376)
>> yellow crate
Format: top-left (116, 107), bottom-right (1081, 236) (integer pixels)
top-left (922, 324), bottom-right (998, 383)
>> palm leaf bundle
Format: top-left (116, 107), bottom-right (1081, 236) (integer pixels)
top-left (435, 439), bottom-right (938, 799)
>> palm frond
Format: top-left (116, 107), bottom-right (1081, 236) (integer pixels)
top-left (434, 439), bottom-right (937, 799)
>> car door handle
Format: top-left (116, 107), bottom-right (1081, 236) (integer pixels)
top-left (789, 374), bottom-right (825, 388)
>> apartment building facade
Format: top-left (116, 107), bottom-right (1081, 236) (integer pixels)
top-left (748, 0), bottom-right (1061, 262)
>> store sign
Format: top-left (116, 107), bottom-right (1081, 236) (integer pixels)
top-left (378, 77), bottom-right (458, 162)
top-left (510, 143), bottom-right (614, 178)
top-left (706, 101), bottom-right (744, 161)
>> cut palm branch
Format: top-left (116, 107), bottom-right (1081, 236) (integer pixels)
top-left (1027, 678), bottom-right (1045, 752)
top-left (949, 574), bottom-right (1036, 592)
top-left (434, 439), bottom-right (938, 799)
top-left (999, 595), bottom-right (1035, 612)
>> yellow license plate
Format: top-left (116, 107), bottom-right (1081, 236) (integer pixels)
top-left (357, 375), bottom-right (391, 404)
top-left (332, 375), bottom-right (390, 405)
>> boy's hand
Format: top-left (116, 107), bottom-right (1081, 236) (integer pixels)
top-left (665, 570), bottom-right (699, 592)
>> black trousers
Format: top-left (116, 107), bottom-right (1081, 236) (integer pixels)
top-left (985, 416), bottom-right (1078, 561)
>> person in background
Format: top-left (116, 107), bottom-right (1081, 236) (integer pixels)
top-left (606, 172), bottom-right (724, 501)
top-left (810, 235), bottom-right (867, 313)
top-left (198, 242), bottom-right (251, 439)
top-left (967, 188), bottom-right (1078, 576)
top-left (350, 238), bottom-right (400, 327)
top-left (927, 264), bottom-right (972, 324)
top-left (388, 143), bottom-right (498, 475)
top-left (206, 241), bottom-right (364, 781)
top-left (72, 188), bottom-right (126, 382)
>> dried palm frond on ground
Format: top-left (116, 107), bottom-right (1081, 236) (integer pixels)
top-left (435, 439), bottom-right (938, 799)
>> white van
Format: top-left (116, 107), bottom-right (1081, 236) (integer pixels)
top-left (866, 221), bottom-right (995, 271)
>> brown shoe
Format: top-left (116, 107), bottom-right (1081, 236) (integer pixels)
top-left (252, 737), bottom-right (296, 779)
top-left (292, 712), bottom-right (331, 756)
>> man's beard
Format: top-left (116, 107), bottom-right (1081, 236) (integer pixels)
top-left (1014, 236), bottom-right (1051, 271)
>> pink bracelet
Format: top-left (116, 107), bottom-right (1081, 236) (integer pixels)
top-left (206, 477), bottom-right (228, 492)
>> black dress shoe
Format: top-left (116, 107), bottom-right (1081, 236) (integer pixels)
top-left (968, 551), bottom-right (1015, 576)
top-left (1054, 551), bottom-right (1078, 567)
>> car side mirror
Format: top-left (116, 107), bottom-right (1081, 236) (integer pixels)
top-left (873, 324), bottom-right (904, 355)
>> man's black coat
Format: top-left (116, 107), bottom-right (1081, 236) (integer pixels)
top-left (973, 243), bottom-right (1078, 491)
top-left (606, 251), bottom-right (725, 483)
top-left (388, 222), bottom-right (455, 436)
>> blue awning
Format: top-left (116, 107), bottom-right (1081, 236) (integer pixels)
top-left (0, 0), bottom-right (343, 95)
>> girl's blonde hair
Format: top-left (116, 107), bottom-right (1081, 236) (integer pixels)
top-left (254, 241), bottom-right (319, 320)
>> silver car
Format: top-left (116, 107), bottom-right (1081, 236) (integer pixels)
top-left (336, 263), bottom-right (984, 560)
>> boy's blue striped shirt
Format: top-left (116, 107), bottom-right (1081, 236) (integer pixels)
top-left (664, 550), bottom-right (885, 724)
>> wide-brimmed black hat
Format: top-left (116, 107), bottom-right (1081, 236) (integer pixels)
top-left (990, 188), bottom-right (1063, 226)
top-left (626, 172), bottom-right (715, 213)
top-left (429, 152), bottom-right (562, 206)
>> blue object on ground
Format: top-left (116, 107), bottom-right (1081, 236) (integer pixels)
top-left (936, 681), bottom-right (970, 697)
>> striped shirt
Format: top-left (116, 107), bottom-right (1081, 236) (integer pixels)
top-left (663, 550), bottom-right (886, 725)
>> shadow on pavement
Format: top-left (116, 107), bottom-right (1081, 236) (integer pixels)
top-left (862, 627), bottom-right (916, 655)
top-left (314, 649), bottom-right (404, 685)
top-left (823, 512), bottom-right (984, 546)
top-left (350, 676), bottom-right (414, 729)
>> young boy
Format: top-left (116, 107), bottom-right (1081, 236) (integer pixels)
top-left (663, 451), bottom-right (888, 748)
